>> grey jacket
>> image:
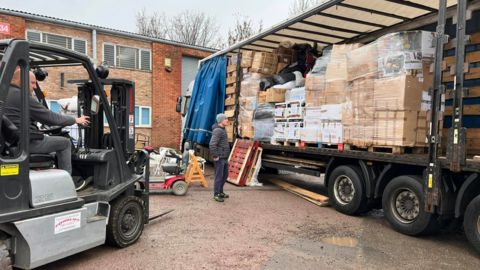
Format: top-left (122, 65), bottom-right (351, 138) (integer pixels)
top-left (209, 124), bottom-right (230, 159)
top-left (5, 84), bottom-right (76, 132)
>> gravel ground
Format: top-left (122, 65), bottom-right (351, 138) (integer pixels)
top-left (37, 164), bottom-right (480, 270)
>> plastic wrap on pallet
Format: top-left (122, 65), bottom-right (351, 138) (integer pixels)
top-left (286, 87), bottom-right (306, 103)
top-left (240, 72), bottom-right (268, 98)
top-left (253, 103), bottom-right (276, 142)
top-left (310, 49), bottom-right (331, 75)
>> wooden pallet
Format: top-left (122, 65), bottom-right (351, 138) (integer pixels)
top-left (274, 140), bottom-right (301, 147)
top-left (268, 179), bottom-right (330, 207)
top-left (367, 145), bottom-right (428, 155)
top-left (319, 143), bottom-right (344, 150)
top-left (245, 147), bottom-right (263, 186)
top-left (300, 141), bottom-right (320, 148)
top-left (227, 139), bottom-right (259, 186)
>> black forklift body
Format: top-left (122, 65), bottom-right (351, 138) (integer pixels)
top-left (0, 39), bottom-right (149, 223)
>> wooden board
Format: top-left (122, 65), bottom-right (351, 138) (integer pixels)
top-left (445, 32), bottom-right (480, 50)
top-left (443, 67), bottom-right (480, 82)
top-left (444, 104), bottom-right (480, 116)
top-left (246, 147), bottom-right (262, 186)
top-left (262, 154), bottom-right (326, 167)
top-left (262, 158), bottom-right (320, 169)
top-left (268, 178), bottom-right (330, 206)
top-left (444, 51), bottom-right (480, 68)
top-left (446, 86), bottom-right (480, 99)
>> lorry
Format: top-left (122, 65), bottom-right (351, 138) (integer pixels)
top-left (180, 0), bottom-right (480, 256)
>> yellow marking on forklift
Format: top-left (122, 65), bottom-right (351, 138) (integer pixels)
top-left (1, 164), bottom-right (19, 176)
top-left (428, 174), bottom-right (433, 188)
top-left (454, 129), bottom-right (458, 144)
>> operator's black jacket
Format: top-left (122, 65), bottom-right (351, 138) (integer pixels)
top-left (5, 84), bottom-right (75, 133)
top-left (209, 124), bottom-right (230, 159)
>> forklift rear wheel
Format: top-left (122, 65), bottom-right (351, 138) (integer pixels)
top-left (172, 181), bottom-right (188, 196)
top-left (464, 195), bottom-right (480, 256)
top-left (0, 240), bottom-right (12, 270)
top-left (106, 196), bottom-right (145, 248)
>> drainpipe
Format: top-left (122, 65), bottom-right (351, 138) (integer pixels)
top-left (92, 29), bottom-right (97, 68)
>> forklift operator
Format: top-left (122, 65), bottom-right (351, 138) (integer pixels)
top-left (5, 69), bottom-right (90, 176)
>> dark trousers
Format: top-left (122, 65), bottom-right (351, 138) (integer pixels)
top-left (30, 136), bottom-right (72, 175)
top-left (214, 158), bottom-right (229, 195)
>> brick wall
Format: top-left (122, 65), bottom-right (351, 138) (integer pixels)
top-left (0, 14), bottom-right (25, 39)
top-left (3, 16), bottom-right (214, 150)
top-left (152, 43), bottom-right (211, 149)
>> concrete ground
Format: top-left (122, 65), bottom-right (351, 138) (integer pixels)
top-left (38, 164), bottom-right (480, 270)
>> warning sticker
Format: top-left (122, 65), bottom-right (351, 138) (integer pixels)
top-left (129, 114), bottom-right (134, 124)
top-left (54, 212), bottom-right (81, 234)
top-left (1, 164), bottom-right (19, 176)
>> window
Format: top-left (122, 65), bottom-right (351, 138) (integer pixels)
top-left (26, 30), bottom-right (88, 55)
top-left (105, 106), bottom-right (151, 127)
top-left (103, 43), bottom-right (151, 71)
top-left (46, 100), bottom-right (61, 113)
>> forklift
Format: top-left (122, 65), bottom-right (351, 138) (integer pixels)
top-left (0, 39), bottom-right (168, 269)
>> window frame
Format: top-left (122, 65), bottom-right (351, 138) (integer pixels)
top-left (104, 105), bottom-right (152, 128)
top-left (102, 42), bottom-right (152, 71)
top-left (25, 30), bottom-right (88, 55)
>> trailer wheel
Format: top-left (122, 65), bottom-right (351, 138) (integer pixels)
top-left (172, 181), bottom-right (188, 196)
top-left (106, 196), bottom-right (145, 248)
top-left (328, 165), bottom-right (371, 216)
top-left (464, 195), bottom-right (480, 256)
top-left (0, 240), bottom-right (12, 270)
top-left (382, 175), bottom-right (439, 236)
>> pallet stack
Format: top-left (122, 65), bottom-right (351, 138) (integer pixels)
top-left (225, 64), bottom-right (237, 142)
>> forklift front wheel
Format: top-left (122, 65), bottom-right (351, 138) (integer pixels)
top-left (0, 240), bottom-right (12, 270)
top-left (106, 196), bottom-right (145, 248)
top-left (172, 181), bottom-right (188, 196)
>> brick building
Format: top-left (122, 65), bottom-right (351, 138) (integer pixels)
top-left (0, 9), bottom-right (215, 149)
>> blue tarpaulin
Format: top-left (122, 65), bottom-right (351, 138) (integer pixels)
top-left (183, 55), bottom-right (227, 145)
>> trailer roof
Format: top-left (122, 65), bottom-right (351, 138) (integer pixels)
top-left (201, 0), bottom-right (479, 63)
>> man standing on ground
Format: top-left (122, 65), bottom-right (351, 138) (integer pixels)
top-left (210, 113), bottom-right (231, 202)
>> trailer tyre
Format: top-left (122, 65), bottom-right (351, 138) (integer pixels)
top-left (464, 195), bottom-right (480, 256)
top-left (0, 240), bottom-right (12, 270)
top-left (328, 165), bottom-right (371, 216)
top-left (106, 196), bottom-right (145, 248)
top-left (172, 181), bottom-right (188, 196)
top-left (382, 175), bottom-right (440, 236)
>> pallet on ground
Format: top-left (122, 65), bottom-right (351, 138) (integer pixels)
top-left (245, 147), bottom-right (263, 186)
top-left (268, 178), bottom-right (330, 207)
top-left (227, 139), bottom-right (259, 186)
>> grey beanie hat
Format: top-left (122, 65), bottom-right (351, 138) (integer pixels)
top-left (216, 113), bottom-right (227, 123)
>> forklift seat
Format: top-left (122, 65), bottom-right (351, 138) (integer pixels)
top-left (30, 154), bottom-right (55, 168)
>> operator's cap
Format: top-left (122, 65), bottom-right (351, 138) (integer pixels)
top-left (216, 113), bottom-right (227, 123)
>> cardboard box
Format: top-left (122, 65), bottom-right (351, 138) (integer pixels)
top-left (225, 98), bottom-right (236, 106)
top-left (225, 110), bottom-right (235, 118)
top-left (274, 122), bottom-right (286, 140)
top-left (273, 47), bottom-right (298, 64)
top-left (240, 73), bottom-right (267, 97)
top-left (276, 62), bottom-right (289, 74)
top-left (415, 111), bottom-right (428, 146)
top-left (373, 75), bottom-right (423, 111)
top-left (320, 121), bottom-right (344, 144)
top-left (286, 105), bottom-right (304, 119)
top-left (377, 31), bottom-right (435, 60)
top-left (320, 104), bottom-right (343, 121)
top-left (239, 97), bottom-right (258, 110)
top-left (305, 107), bottom-right (322, 119)
top-left (258, 92), bottom-right (267, 103)
top-left (227, 65), bottom-right (236, 73)
top-left (286, 122), bottom-right (302, 140)
top-left (324, 91), bottom-right (345, 105)
top-left (331, 43), bottom-right (364, 63)
top-left (305, 74), bottom-right (326, 91)
top-left (325, 80), bottom-right (346, 93)
top-left (230, 55), bottom-right (238, 66)
top-left (252, 52), bottom-right (278, 75)
top-left (305, 91), bottom-right (325, 107)
top-left (347, 44), bottom-right (378, 81)
top-left (226, 121), bottom-right (234, 133)
top-left (266, 88), bottom-right (288, 103)
top-left (239, 123), bottom-right (255, 138)
top-left (325, 62), bottom-right (347, 81)
top-left (301, 128), bottom-right (319, 142)
top-left (351, 121), bottom-right (375, 147)
top-left (377, 52), bottom-right (423, 79)
top-left (304, 118), bottom-right (322, 129)
top-left (373, 111), bottom-right (418, 146)
top-left (226, 85), bottom-right (236, 95)
top-left (241, 51), bottom-right (255, 68)
top-left (422, 60), bottom-right (433, 91)
top-left (275, 105), bottom-right (286, 119)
